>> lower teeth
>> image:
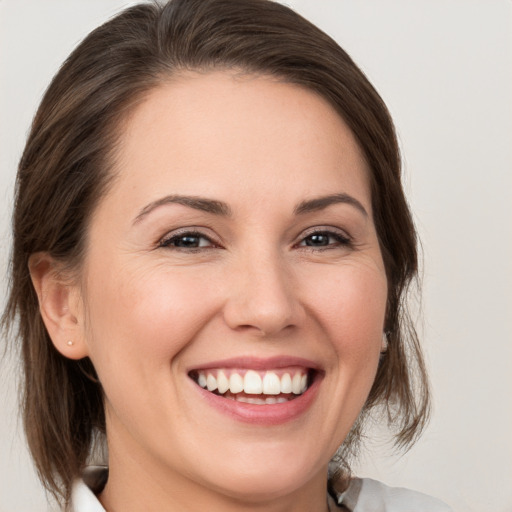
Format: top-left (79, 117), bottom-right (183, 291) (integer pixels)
top-left (219, 393), bottom-right (294, 405)
top-left (232, 395), bottom-right (290, 405)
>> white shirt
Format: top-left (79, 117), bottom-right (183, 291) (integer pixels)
top-left (70, 466), bottom-right (453, 511)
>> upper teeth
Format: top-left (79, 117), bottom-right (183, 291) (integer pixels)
top-left (196, 369), bottom-right (308, 395)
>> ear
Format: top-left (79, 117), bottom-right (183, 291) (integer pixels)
top-left (28, 252), bottom-right (89, 360)
top-left (381, 331), bottom-right (389, 353)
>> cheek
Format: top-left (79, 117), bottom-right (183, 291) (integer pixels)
top-left (297, 261), bottom-right (387, 444)
top-left (82, 262), bottom-right (221, 371)
top-left (306, 261), bottom-right (387, 362)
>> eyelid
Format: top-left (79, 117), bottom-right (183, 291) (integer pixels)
top-left (296, 225), bottom-right (352, 243)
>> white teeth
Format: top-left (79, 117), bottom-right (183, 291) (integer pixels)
top-left (291, 373), bottom-right (302, 394)
top-left (217, 370), bottom-right (229, 394)
top-left (206, 373), bottom-right (217, 392)
top-left (195, 368), bottom-right (310, 397)
top-left (300, 374), bottom-right (308, 393)
top-left (280, 373), bottom-right (292, 394)
top-left (229, 373), bottom-right (244, 394)
top-left (262, 372), bottom-right (281, 395)
top-left (244, 370), bottom-right (263, 394)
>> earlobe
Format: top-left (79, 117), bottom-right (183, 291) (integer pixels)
top-left (28, 252), bottom-right (89, 360)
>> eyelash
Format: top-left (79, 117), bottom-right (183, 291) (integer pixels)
top-left (158, 228), bottom-right (352, 252)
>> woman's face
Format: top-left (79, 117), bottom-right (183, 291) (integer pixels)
top-left (75, 72), bottom-right (387, 504)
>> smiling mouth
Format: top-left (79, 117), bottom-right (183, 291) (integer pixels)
top-left (189, 367), bottom-right (314, 405)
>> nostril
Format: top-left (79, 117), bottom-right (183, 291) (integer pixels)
top-left (223, 303), bottom-right (299, 337)
top-left (232, 322), bottom-right (295, 337)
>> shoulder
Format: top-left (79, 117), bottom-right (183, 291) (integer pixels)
top-left (335, 478), bottom-right (453, 512)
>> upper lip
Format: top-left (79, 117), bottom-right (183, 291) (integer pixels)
top-left (188, 356), bottom-right (323, 373)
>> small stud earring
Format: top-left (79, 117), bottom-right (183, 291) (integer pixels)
top-left (67, 340), bottom-right (74, 346)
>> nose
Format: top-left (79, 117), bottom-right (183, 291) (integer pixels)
top-left (222, 249), bottom-right (304, 337)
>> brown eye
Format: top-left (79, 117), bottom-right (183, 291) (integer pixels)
top-left (300, 231), bottom-right (350, 248)
top-left (304, 233), bottom-right (330, 246)
top-left (160, 231), bottom-right (214, 249)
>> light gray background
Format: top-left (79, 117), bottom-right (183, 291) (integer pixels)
top-left (1, 1), bottom-right (511, 511)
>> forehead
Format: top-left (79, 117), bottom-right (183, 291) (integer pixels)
top-left (106, 71), bottom-right (371, 218)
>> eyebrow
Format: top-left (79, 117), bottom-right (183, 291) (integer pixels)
top-left (294, 193), bottom-right (368, 217)
top-left (133, 191), bottom-right (367, 224)
top-left (133, 194), bottom-right (232, 224)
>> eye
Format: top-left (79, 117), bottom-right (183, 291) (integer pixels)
top-left (159, 230), bottom-right (216, 250)
top-left (298, 230), bottom-right (351, 249)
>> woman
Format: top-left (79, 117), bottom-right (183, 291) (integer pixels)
top-left (2, 0), bottom-right (452, 510)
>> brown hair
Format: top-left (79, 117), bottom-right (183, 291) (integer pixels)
top-left (2, 0), bottom-right (429, 504)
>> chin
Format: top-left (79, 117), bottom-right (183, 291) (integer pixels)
top-left (191, 441), bottom-right (327, 503)
top-left (207, 466), bottom-right (315, 503)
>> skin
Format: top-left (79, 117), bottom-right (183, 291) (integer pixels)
top-left (31, 72), bottom-right (388, 512)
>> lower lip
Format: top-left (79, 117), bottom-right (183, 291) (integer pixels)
top-left (192, 374), bottom-right (321, 425)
